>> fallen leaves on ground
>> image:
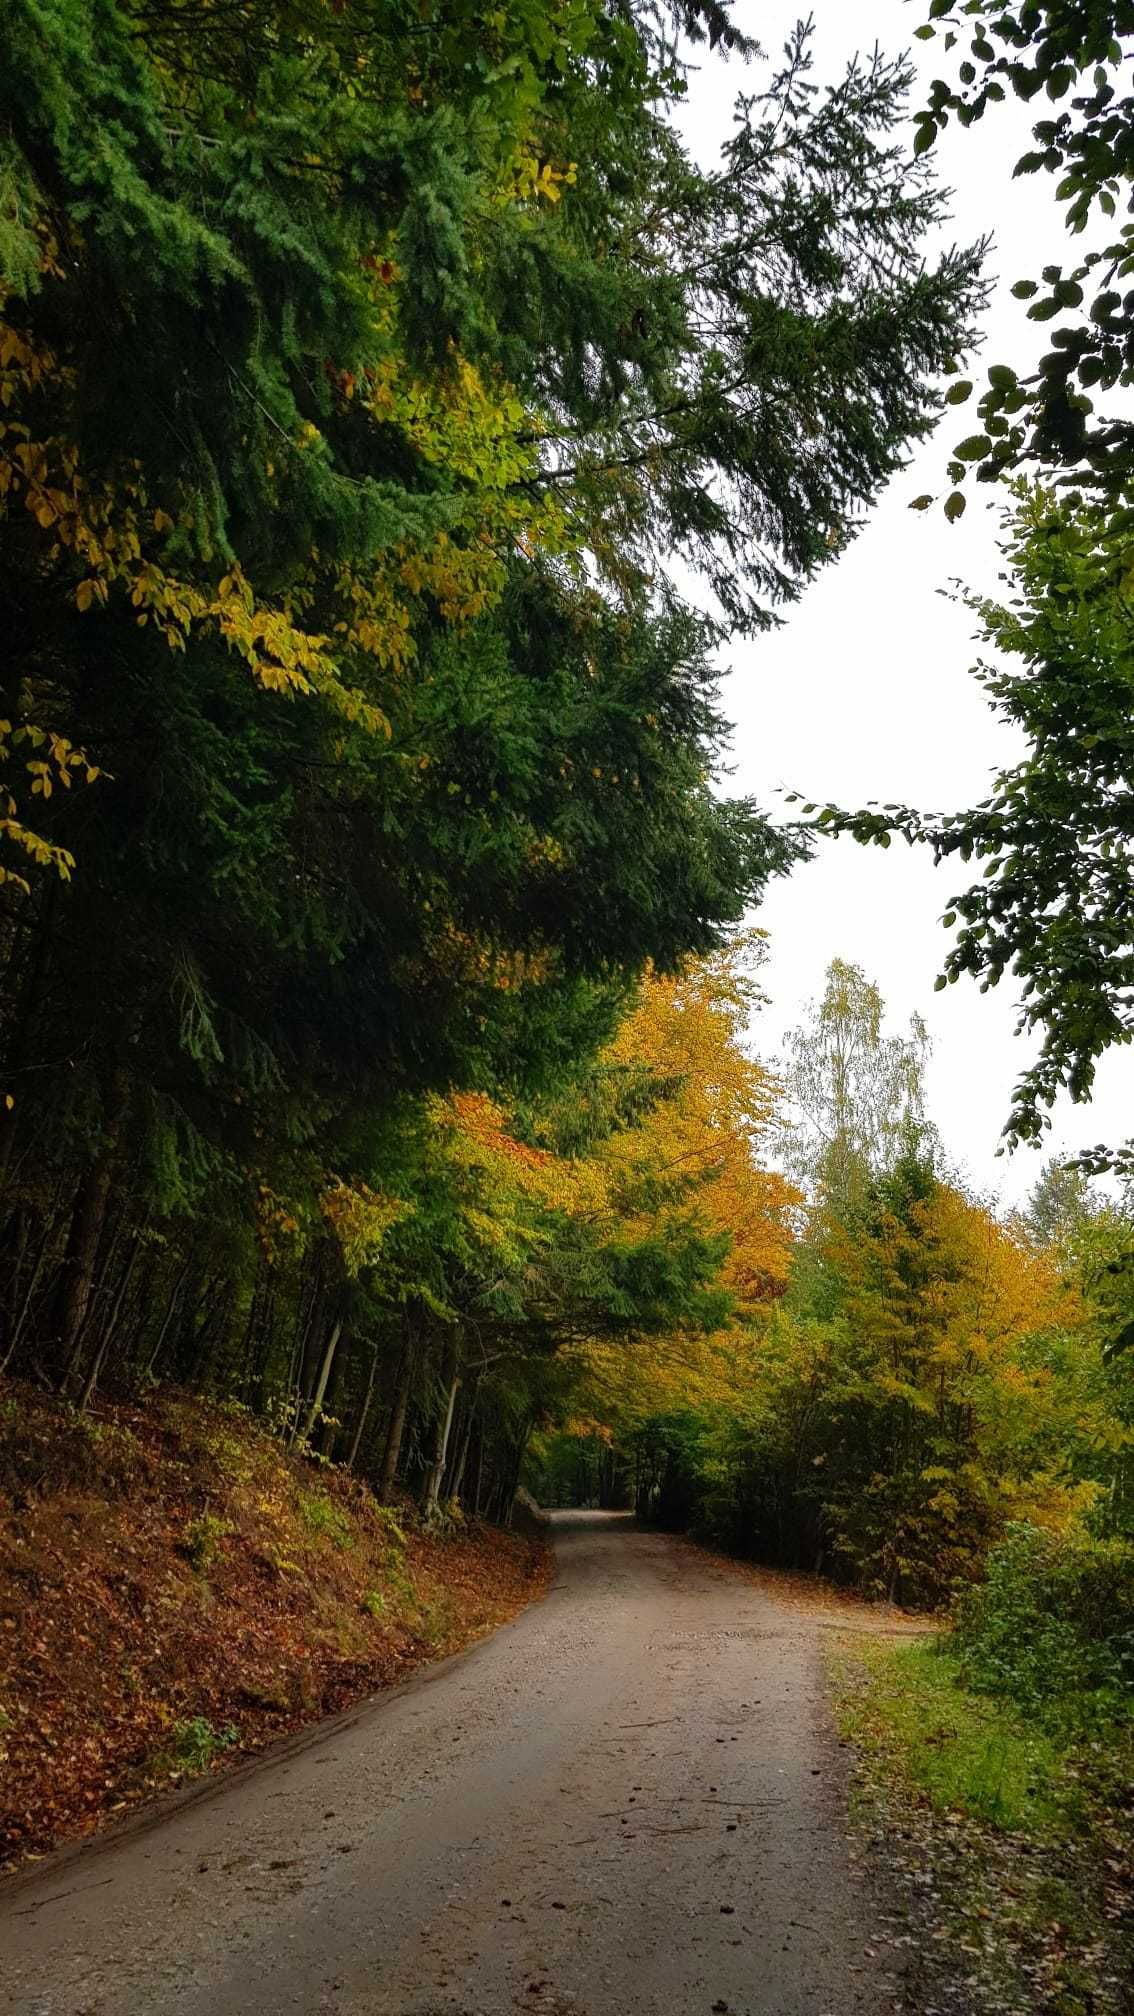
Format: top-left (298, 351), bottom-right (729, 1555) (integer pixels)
top-left (828, 1633), bottom-right (1133, 2016)
top-left (0, 1384), bottom-right (549, 1871)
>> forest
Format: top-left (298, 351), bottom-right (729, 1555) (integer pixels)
top-left (0, 0), bottom-right (987, 1512)
top-left (538, 952), bottom-right (1134, 1604)
top-left (0, 0), bottom-right (1132, 1999)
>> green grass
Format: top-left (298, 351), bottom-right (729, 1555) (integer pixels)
top-left (154, 1716), bottom-right (238, 1778)
top-left (828, 1632), bottom-right (1133, 2014)
top-left (832, 1634), bottom-right (1071, 1833)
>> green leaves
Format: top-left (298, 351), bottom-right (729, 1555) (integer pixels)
top-left (926, 3), bottom-right (1134, 505)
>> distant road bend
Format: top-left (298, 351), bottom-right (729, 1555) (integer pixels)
top-left (2, 1512), bottom-right (901, 2016)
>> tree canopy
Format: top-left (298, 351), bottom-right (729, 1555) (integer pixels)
top-left (810, 4), bottom-right (1134, 1171)
top-left (0, 2), bottom-right (986, 1519)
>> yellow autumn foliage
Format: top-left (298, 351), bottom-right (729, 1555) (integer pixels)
top-left (567, 935), bottom-right (800, 1430)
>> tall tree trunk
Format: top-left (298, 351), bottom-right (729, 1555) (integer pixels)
top-left (0, 1207), bottom-right (29, 1373)
top-left (1, 1204), bottom-right (55, 1377)
top-left (76, 1225), bottom-right (142, 1415)
top-left (499, 1417), bottom-right (533, 1527)
top-left (56, 1155), bottom-right (118, 1393)
top-left (249, 1283), bottom-right (277, 1414)
top-left (446, 1377), bottom-right (479, 1505)
top-left (288, 1254), bottom-right (326, 1440)
top-left (346, 1342), bottom-right (378, 1471)
top-left (377, 1332), bottom-right (415, 1504)
top-left (317, 1332), bottom-right (349, 1459)
top-left (145, 1261), bottom-right (189, 1382)
top-left (422, 1344), bottom-right (461, 1520)
top-left (0, 879), bottom-right (59, 1195)
top-left (53, 1067), bottom-right (127, 1391)
top-left (237, 1256), bottom-right (267, 1398)
top-left (471, 1430), bottom-right (485, 1519)
top-left (296, 1316), bottom-right (342, 1448)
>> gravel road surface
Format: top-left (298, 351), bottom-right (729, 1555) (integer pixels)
top-left (2, 1511), bottom-right (901, 2016)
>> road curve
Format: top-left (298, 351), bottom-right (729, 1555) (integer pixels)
top-left (2, 1513), bottom-right (900, 2016)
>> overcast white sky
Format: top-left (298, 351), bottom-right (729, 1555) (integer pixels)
top-left (677, 0), bottom-right (1134, 1205)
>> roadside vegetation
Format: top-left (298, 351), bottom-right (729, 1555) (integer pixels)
top-left (0, 1385), bottom-right (546, 1868)
top-left (2, 5), bottom-right (1134, 2010)
top-left (830, 1531), bottom-right (1133, 2015)
top-left (534, 957), bottom-right (1134, 2015)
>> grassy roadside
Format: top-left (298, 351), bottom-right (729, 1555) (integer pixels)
top-left (0, 1383), bottom-right (549, 1872)
top-left (828, 1633), bottom-right (1133, 2016)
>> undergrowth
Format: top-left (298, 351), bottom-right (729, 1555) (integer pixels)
top-left (156, 1716), bottom-right (238, 1778)
top-left (0, 1382), bottom-right (549, 1867)
top-left (836, 1636), bottom-right (1071, 1832)
top-left (830, 1630), bottom-right (1133, 2015)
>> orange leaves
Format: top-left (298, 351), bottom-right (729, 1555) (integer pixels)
top-left (319, 1178), bottom-right (412, 1276)
top-left (832, 1180), bottom-right (1080, 1378)
top-left (602, 936), bottom-right (799, 1309)
top-left (446, 1092), bottom-right (554, 1177)
top-left (437, 1091), bottom-right (594, 1218)
top-left (556, 940), bottom-right (801, 1439)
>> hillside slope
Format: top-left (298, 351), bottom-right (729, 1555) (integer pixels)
top-left (0, 1385), bottom-right (548, 1869)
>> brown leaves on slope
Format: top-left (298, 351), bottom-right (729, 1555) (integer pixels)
top-left (0, 1384), bottom-right (548, 1870)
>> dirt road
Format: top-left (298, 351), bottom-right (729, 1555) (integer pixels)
top-left (2, 1513), bottom-right (901, 2016)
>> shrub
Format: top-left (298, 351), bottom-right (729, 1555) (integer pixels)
top-left (954, 1523), bottom-right (1134, 1724)
top-left (182, 1512), bottom-right (231, 1572)
top-left (369, 1502), bottom-right (407, 1551)
top-left (161, 1717), bottom-right (238, 1775)
top-left (297, 1490), bottom-right (353, 1550)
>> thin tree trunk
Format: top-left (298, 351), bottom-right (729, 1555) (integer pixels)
top-left (499, 1418), bottom-right (533, 1527)
top-left (317, 1332), bottom-right (349, 1459)
top-left (377, 1333), bottom-right (415, 1504)
top-left (249, 1283), bottom-right (277, 1414)
top-left (56, 1156), bottom-right (118, 1392)
top-left (145, 1261), bottom-right (189, 1382)
top-left (296, 1316), bottom-right (342, 1448)
top-left (55, 1068), bottom-right (127, 1390)
top-left (190, 1275), bottom-right (234, 1392)
top-left (0, 879), bottom-right (59, 1194)
top-left (238, 1256), bottom-right (266, 1396)
top-left (346, 1342), bottom-right (378, 1471)
top-left (448, 1407), bottom-right (473, 1504)
top-left (422, 1358), bottom-right (461, 1520)
top-left (288, 1256), bottom-right (325, 1440)
top-left (1, 1205), bottom-right (55, 1376)
top-left (73, 1211), bottom-right (126, 1373)
top-left (447, 1378), bottom-right (479, 1505)
top-left (471, 1431), bottom-right (485, 1519)
top-left (1, 1207), bottom-right (30, 1372)
top-left (76, 1227), bottom-right (142, 1414)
